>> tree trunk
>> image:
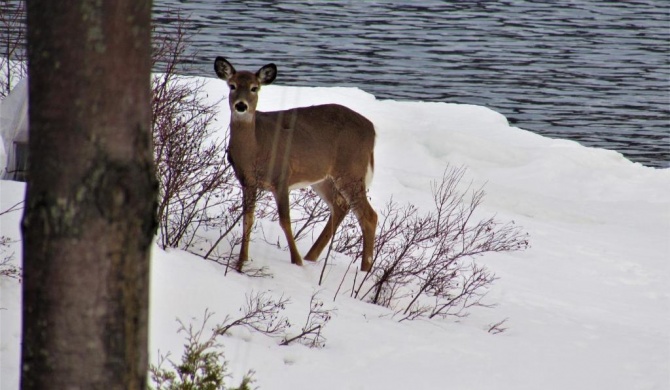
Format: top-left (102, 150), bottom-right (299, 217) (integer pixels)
top-left (21, 1), bottom-right (156, 389)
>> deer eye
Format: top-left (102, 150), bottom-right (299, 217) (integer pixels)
top-left (251, 86), bottom-right (259, 93)
top-left (229, 84), bottom-right (236, 91)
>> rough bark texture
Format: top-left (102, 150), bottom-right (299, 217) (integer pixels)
top-left (21, 1), bottom-right (156, 389)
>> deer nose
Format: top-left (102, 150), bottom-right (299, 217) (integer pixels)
top-left (234, 101), bottom-right (248, 113)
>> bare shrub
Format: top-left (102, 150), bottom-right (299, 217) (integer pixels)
top-left (213, 291), bottom-right (291, 337)
top-left (151, 10), bottom-right (240, 254)
top-left (335, 165), bottom-right (529, 321)
top-left (212, 290), bottom-right (333, 349)
top-left (0, 235), bottom-right (19, 281)
top-left (487, 318), bottom-right (510, 335)
top-left (0, 201), bottom-right (23, 282)
top-left (0, 0), bottom-right (26, 97)
top-left (280, 292), bottom-right (335, 348)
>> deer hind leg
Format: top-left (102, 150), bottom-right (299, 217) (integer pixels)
top-left (273, 186), bottom-right (304, 266)
top-left (237, 186), bottom-right (258, 272)
top-left (337, 179), bottom-right (377, 272)
top-left (305, 179), bottom-right (350, 262)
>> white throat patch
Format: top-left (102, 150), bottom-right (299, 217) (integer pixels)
top-left (232, 111), bottom-right (254, 122)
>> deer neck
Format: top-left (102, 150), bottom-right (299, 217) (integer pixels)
top-left (228, 113), bottom-right (261, 180)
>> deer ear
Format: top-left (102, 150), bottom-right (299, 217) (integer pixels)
top-left (214, 57), bottom-right (236, 81)
top-left (257, 63), bottom-right (277, 85)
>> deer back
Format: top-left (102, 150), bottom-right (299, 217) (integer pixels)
top-left (252, 104), bottom-right (375, 189)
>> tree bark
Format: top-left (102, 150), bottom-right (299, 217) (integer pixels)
top-left (21, 1), bottom-right (156, 389)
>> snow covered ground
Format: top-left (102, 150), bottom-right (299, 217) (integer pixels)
top-left (1, 76), bottom-right (669, 389)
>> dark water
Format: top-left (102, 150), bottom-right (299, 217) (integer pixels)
top-left (153, 0), bottom-right (669, 168)
top-left (2, 1), bottom-right (665, 167)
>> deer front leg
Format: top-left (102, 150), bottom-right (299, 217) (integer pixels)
top-left (237, 186), bottom-right (257, 272)
top-left (274, 187), bottom-right (303, 266)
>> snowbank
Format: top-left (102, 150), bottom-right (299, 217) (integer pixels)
top-left (1, 77), bottom-right (668, 390)
top-left (0, 78), bottom-right (28, 178)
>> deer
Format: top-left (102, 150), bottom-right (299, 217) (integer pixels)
top-left (214, 57), bottom-right (377, 273)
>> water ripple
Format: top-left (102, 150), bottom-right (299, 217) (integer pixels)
top-left (154, 0), bottom-right (669, 168)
